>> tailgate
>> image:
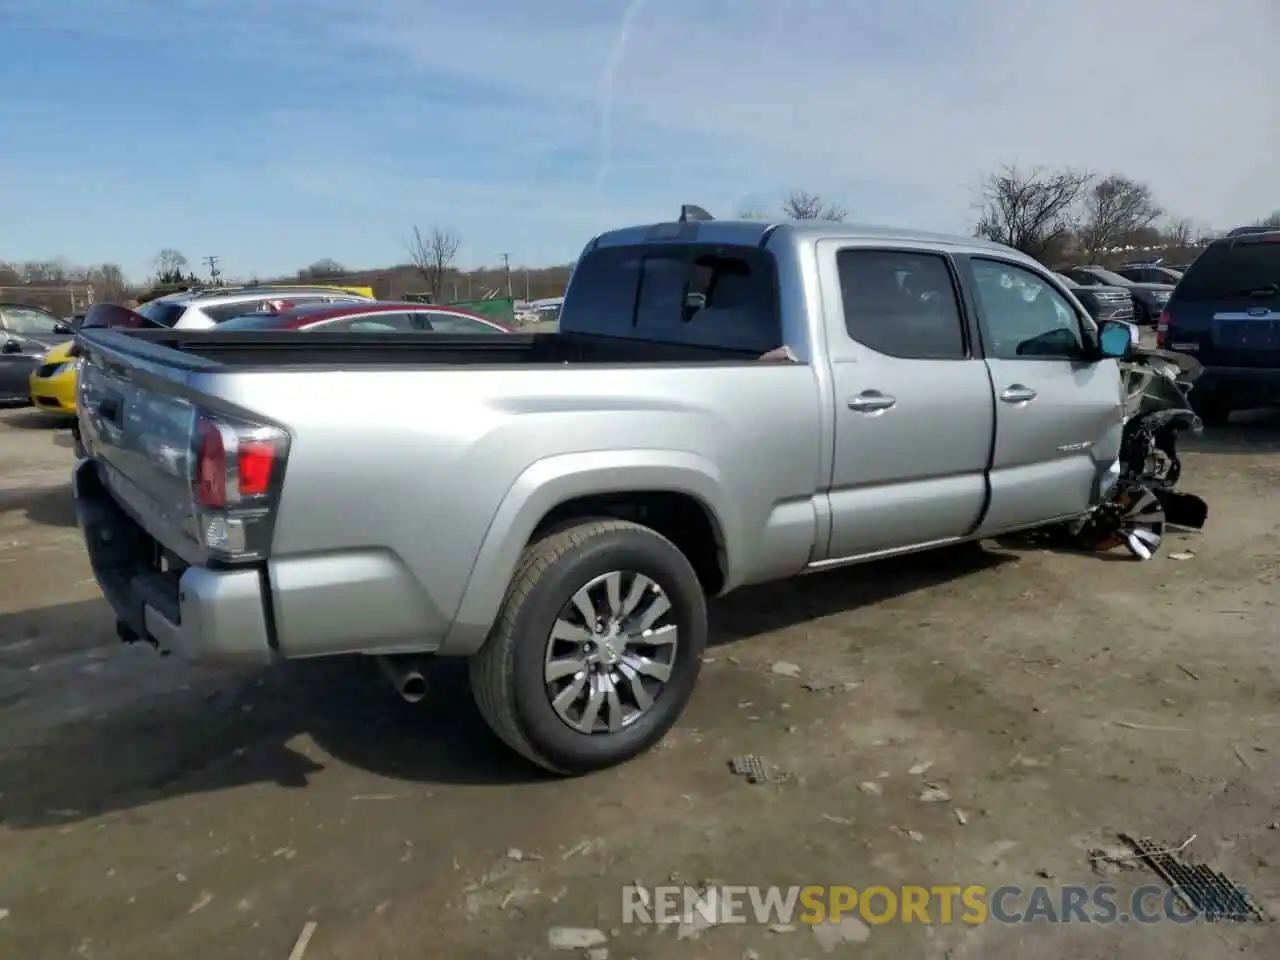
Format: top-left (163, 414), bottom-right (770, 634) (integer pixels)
top-left (1167, 300), bottom-right (1280, 367)
top-left (1211, 307), bottom-right (1280, 367)
top-left (77, 330), bottom-right (211, 562)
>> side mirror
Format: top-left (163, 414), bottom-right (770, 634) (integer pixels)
top-left (1098, 319), bottom-right (1137, 359)
top-left (53, 322), bottom-right (73, 334)
top-left (1, 339), bottom-right (21, 354)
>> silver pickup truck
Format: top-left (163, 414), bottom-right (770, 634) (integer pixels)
top-left (72, 208), bottom-right (1134, 774)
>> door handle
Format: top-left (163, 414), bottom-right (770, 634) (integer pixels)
top-left (847, 391), bottom-right (897, 413)
top-left (999, 385), bottom-right (1038, 404)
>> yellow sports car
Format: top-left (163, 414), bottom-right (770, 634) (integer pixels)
top-left (28, 339), bottom-right (78, 416)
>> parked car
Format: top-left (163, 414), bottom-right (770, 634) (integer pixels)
top-left (1052, 273), bottom-right (1135, 324)
top-left (72, 210), bottom-right (1133, 774)
top-left (1116, 264), bottom-right (1184, 285)
top-left (216, 300), bottom-right (512, 333)
top-left (38, 286), bottom-right (379, 429)
top-left (1156, 229), bottom-right (1280, 425)
top-left (28, 339), bottom-right (79, 416)
top-left (1062, 266), bottom-right (1174, 326)
top-left (0, 303), bottom-right (75, 404)
top-left (132, 284), bottom-right (375, 330)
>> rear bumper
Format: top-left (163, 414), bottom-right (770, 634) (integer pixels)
top-left (73, 459), bottom-right (276, 666)
top-left (1196, 365), bottom-right (1280, 406)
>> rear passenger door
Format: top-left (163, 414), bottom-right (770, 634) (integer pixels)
top-left (960, 257), bottom-right (1123, 534)
top-left (819, 243), bottom-right (995, 559)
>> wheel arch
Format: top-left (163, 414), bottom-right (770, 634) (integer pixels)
top-left (439, 450), bottom-right (737, 656)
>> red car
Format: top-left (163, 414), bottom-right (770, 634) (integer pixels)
top-left (217, 300), bottom-right (513, 334)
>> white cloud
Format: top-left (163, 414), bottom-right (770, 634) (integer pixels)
top-left (338, 0), bottom-right (1279, 230)
top-left (3, 0), bottom-right (1277, 274)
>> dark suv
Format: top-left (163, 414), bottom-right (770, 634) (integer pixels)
top-left (1157, 231), bottom-right (1280, 425)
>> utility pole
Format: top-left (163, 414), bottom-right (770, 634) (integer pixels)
top-left (500, 252), bottom-right (512, 299)
top-left (203, 255), bottom-right (221, 285)
top-left (524, 269), bottom-right (530, 302)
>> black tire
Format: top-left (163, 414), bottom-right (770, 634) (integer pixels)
top-left (469, 519), bottom-right (707, 775)
top-left (1192, 392), bottom-right (1231, 428)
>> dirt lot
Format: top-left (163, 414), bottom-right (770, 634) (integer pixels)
top-left (1, 403), bottom-right (1277, 960)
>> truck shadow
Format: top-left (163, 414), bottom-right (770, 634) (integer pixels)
top-left (0, 482), bottom-right (77, 527)
top-left (1183, 407), bottom-right (1280, 454)
top-left (0, 545), bottom-right (1010, 829)
top-left (0, 408), bottom-right (69, 428)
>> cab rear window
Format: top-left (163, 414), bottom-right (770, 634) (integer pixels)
top-left (1176, 240), bottom-right (1280, 301)
top-left (559, 243), bottom-right (781, 354)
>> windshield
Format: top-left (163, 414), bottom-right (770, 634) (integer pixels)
top-left (1086, 268), bottom-right (1131, 286)
top-left (2, 306), bottom-right (62, 335)
top-left (1176, 241), bottom-right (1280, 301)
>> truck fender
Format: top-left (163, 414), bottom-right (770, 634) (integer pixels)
top-left (438, 449), bottom-right (737, 656)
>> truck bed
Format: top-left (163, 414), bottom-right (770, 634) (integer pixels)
top-left (99, 328), bottom-right (768, 369)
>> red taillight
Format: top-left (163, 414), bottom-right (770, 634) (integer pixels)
top-left (237, 441), bottom-right (276, 496)
top-left (194, 418), bottom-right (279, 506)
top-left (195, 419), bottom-right (227, 507)
top-left (190, 412), bottom-right (289, 562)
top-left (1155, 310), bottom-right (1169, 349)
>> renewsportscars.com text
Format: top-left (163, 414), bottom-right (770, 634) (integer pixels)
top-left (622, 883), bottom-right (1208, 926)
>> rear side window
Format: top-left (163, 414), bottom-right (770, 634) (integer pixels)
top-left (837, 249), bottom-right (966, 359)
top-left (217, 313), bottom-right (287, 331)
top-left (424, 312), bottom-right (504, 333)
top-left (134, 301), bottom-right (187, 327)
top-left (311, 312), bottom-right (417, 332)
top-left (1176, 241), bottom-right (1280, 301)
top-left (559, 244), bottom-right (781, 354)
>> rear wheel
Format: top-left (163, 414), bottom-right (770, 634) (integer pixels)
top-left (470, 519), bottom-right (707, 775)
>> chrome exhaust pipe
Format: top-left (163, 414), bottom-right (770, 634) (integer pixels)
top-left (376, 655), bottom-right (428, 704)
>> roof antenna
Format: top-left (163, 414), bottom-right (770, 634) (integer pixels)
top-left (679, 204), bottom-right (714, 223)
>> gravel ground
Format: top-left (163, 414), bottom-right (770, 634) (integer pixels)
top-left (0, 402), bottom-right (1277, 960)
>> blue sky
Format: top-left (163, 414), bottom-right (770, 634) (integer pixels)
top-left (1, 0), bottom-right (1276, 282)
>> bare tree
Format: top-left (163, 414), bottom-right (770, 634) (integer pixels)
top-left (735, 204), bottom-right (772, 221)
top-left (299, 258), bottom-right (346, 280)
top-left (1163, 217), bottom-right (1195, 249)
top-left (18, 260), bottom-right (69, 284)
top-left (153, 248), bottom-right (188, 276)
top-left (1079, 175), bottom-right (1163, 259)
top-left (405, 226), bottom-right (461, 302)
top-left (1258, 210), bottom-right (1280, 229)
top-left (87, 263), bottom-right (130, 302)
top-left (974, 164), bottom-right (1093, 262)
top-left (781, 190), bottom-right (847, 221)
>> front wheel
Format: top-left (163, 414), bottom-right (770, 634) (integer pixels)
top-left (1074, 486), bottom-right (1167, 559)
top-left (470, 519), bottom-right (707, 775)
